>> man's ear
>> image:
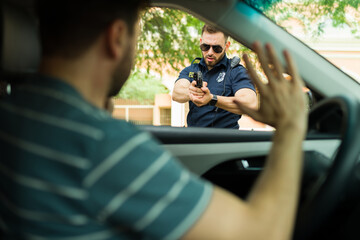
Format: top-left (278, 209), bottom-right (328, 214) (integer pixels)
top-left (225, 41), bottom-right (231, 51)
top-left (105, 19), bottom-right (129, 60)
top-left (200, 38), bottom-right (202, 44)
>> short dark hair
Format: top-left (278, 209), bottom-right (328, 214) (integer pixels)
top-left (201, 24), bottom-right (229, 42)
top-left (37, 0), bottom-right (148, 58)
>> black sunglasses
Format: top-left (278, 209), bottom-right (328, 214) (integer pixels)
top-left (200, 43), bottom-right (224, 53)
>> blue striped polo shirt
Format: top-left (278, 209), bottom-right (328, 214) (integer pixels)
top-left (0, 75), bottom-right (213, 239)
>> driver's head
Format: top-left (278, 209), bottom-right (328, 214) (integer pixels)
top-left (37, 0), bottom-right (147, 58)
top-left (200, 24), bottom-right (230, 70)
top-left (37, 0), bottom-right (148, 96)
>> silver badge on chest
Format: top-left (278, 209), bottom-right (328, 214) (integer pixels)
top-left (216, 72), bottom-right (226, 83)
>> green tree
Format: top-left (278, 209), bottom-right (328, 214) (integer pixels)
top-left (117, 8), bottom-right (205, 102)
top-left (264, 0), bottom-right (360, 38)
top-left (136, 8), bottom-right (204, 74)
top-left (117, 69), bottom-right (168, 103)
top-left (136, 1), bottom-right (359, 75)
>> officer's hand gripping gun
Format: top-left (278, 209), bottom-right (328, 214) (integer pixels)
top-left (193, 71), bottom-right (203, 88)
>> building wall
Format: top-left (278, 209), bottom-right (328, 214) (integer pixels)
top-left (112, 95), bottom-right (173, 126)
top-left (153, 94), bottom-right (172, 126)
top-left (112, 98), bottom-right (154, 125)
top-left (306, 39), bottom-right (360, 81)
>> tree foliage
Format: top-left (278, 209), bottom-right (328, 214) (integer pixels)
top-left (118, 8), bottom-right (204, 102)
top-left (265, 0), bottom-right (360, 38)
top-left (135, 2), bottom-right (359, 76)
top-left (136, 8), bottom-right (204, 75)
top-left (117, 70), bottom-right (168, 102)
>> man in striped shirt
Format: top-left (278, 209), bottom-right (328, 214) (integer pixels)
top-left (0, 0), bottom-right (307, 239)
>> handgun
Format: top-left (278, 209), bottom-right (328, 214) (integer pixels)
top-left (193, 71), bottom-right (203, 88)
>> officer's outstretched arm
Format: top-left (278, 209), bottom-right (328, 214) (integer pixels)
top-left (172, 79), bottom-right (191, 103)
top-left (214, 88), bottom-right (258, 114)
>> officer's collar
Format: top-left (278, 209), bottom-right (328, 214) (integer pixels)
top-left (200, 54), bottom-right (229, 70)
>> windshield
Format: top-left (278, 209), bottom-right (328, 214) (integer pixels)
top-left (110, 1), bottom-right (359, 129)
top-left (243, 0), bottom-right (360, 82)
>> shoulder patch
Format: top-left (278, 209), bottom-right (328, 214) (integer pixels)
top-left (189, 72), bottom-right (194, 78)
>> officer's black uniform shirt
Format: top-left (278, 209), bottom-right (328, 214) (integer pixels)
top-left (176, 54), bottom-right (256, 129)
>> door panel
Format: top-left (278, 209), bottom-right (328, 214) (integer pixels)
top-left (141, 125), bottom-right (340, 175)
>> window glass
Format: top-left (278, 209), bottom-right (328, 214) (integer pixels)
top-left (246, 0), bottom-right (360, 82)
top-left (111, 7), bottom-right (271, 130)
top-left (112, 2), bottom-right (359, 130)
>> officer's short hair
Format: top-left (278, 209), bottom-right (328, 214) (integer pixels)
top-left (201, 24), bottom-right (229, 42)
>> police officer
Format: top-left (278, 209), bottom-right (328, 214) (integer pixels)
top-left (173, 24), bottom-right (258, 128)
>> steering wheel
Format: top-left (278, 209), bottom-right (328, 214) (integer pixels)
top-left (294, 95), bottom-right (360, 240)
